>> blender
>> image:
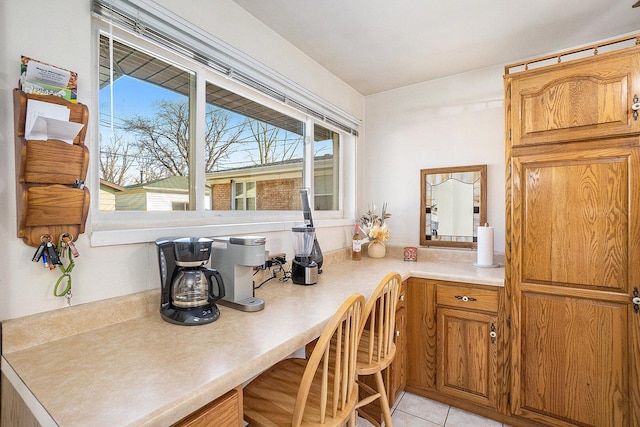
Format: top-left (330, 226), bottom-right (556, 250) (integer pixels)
top-left (291, 226), bottom-right (319, 285)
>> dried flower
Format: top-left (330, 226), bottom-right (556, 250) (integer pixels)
top-left (358, 202), bottom-right (391, 242)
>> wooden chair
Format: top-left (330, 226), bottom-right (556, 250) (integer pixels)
top-left (353, 272), bottom-right (402, 427)
top-left (243, 293), bottom-right (365, 427)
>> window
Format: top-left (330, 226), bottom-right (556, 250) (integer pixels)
top-left (313, 124), bottom-right (339, 211)
top-left (99, 34), bottom-right (195, 212)
top-left (233, 182), bottom-right (256, 211)
top-left (204, 81), bottom-right (304, 211)
top-left (93, 15), bottom-right (354, 244)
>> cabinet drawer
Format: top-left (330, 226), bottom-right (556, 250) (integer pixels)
top-left (172, 386), bottom-right (242, 427)
top-left (436, 285), bottom-right (498, 313)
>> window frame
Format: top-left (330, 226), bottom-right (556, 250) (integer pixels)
top-left (90, 22), bottom-right (353, 247)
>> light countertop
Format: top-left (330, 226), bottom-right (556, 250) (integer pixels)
top-left (1, 249), bottom-right (504, 426)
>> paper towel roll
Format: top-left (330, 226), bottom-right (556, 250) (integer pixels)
top-left (476, 225), bottom-right (495, 266)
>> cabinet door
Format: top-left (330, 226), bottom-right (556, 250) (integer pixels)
top-left (437, 307), bottom-right (498, 409)
top-left (510, 143), bottom-right (640, 426)
top-left (508, 49), bottom-right (640, 147)
top-left (406, 278), bottom-right (437, 392)
top-left (388, 284), bottom-right (407, 405)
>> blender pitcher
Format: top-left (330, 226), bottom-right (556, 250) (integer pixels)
top-left (291, 226), bottom-right (318, 285)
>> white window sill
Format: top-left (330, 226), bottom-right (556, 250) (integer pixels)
top-left (89, 212), bottom-right (350, 247)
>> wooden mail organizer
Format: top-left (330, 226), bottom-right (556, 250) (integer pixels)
top-left (13, 89), bottom-right (90, 247)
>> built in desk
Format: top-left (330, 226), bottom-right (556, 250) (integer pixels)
top-left (1, 248), bottom-right (503, 426)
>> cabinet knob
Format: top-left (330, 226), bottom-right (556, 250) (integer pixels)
top-left (455, 295), bottom-right (477, 302)
top-left (399, 295), bottom-right (405, 301)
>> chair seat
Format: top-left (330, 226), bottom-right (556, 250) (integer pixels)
top-left (356, 328), bottom-right (396, 376)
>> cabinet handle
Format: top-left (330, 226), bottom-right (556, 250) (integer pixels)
top-left (633, 287), bottom-right (640, 313)
top-left (396, 330), bottom-right (400, 337)
top-left (399, 294), bottom-right (405, 301)
top-left (490, 323), bottom-right (497, 344)
top-left (455, 295), bottom-right (477, 302)
top-left (633, 95), bottom-right (640, 121)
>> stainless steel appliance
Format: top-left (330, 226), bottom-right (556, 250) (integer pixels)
top-left (291, 226), bottom-right (319, 285)
top-left (300, 188), bottom-right (323, 272)
top-left (155, 237), bottom-right (225, 325)
top-left (210, 236), bottom-right (267, 312)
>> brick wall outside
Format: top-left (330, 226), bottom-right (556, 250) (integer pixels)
top-left (257, 178), bottom-right (303, 210)
top-left (211, 179), bottom-right (304, 210)
top-left (212, 183), bottom-right (231, 210)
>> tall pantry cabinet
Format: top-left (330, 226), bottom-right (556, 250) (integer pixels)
top-left (504, 36), bottom-right (640, 426)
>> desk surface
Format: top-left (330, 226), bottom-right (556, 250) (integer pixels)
top-left (2, 254), bottom-right (503, 427)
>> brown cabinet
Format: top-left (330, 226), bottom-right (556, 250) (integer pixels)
top-left (505, 41), bottom-right (640, 426)
top-left (386, 280), bottom-right (407, 405)
top-left (171, 386), bottom-right (243, 427)
top-left (406, 277), bottom-right (437, 393)
top-left (406, 279), bottom-right (505, 419)
top-left (436, 284), bottom-right (499, 410)
top-left (508, 49), bottom-right (640, 147)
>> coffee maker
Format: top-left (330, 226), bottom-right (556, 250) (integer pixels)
top-left (156, 237), bottom-right (225, 325)
top-left (210, 236), bottom-right (267, 312)
top-left (291, 226), bottom-right (319, 285)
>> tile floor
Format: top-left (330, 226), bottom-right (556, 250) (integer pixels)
top-left (357, 391), bottom-right (509, 427)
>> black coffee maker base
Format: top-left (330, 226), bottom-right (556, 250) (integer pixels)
top-left (160, 304), bottom-right (220, 325)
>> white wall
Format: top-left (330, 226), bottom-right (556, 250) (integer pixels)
top-left (363, 66), bottom-right (506, 252)
top-left (0, 0), bottom-right (363, 320)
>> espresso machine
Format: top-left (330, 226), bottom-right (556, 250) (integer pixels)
top-left (291, 226), bottom-right (319, 285)
top-left (210, 236), bottom-right (267, 312)
top-left (156, 237), bottom-right (225, 325)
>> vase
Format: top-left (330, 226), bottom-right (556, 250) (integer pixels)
top-left (368, 241), bottom-right (386, 258)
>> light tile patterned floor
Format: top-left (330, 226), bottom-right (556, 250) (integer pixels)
top-left (357, 391), bottom-right (509, 427)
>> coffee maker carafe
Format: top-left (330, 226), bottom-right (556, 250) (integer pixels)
top-left (156, 237), bottom-right (225, 325)
top-left (291, 226), bottom-right (319, 285)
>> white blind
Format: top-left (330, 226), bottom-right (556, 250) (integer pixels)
top-left (92, 0), bottom-right (360, 136)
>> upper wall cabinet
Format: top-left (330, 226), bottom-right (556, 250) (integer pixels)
top-left (507, 47), bottom-right (640, 147)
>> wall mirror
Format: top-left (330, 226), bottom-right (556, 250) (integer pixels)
top-left (420, 164), bottom-right (486, 248)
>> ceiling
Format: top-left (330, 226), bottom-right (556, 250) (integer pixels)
top-left (232, 0), bottom-right (640, 95)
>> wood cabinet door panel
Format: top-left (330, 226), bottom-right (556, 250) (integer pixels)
top-left (510, 142), bottom-right (640, 426)
top-left (510, 49), bottom-right (640, 147)
top-left (437, 308), bottom-right (498, 408)
top-left (406, 278), bottom-right (437, 391)
top-left (517, 291), bottom-right (628, 426)
top-left (519, 148), bottom-right (630, 291)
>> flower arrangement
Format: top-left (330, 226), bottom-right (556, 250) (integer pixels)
top-left (358, 202), bottom-right (391, 243)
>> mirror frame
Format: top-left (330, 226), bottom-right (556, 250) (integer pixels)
top-left (420, 164), bottom-right (487, 248)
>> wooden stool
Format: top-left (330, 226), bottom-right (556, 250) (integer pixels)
top-left (243, 293), bottom-right (365, 427)
top-left (354, 272), bottom-right (402, 427)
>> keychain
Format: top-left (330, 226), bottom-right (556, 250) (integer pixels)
top-left (54, 233), bottom-right (78, 305)
top-left (32, 235), bottom-right (58, 269)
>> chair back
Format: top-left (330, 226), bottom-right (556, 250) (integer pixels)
top-left (293, 293), bottom-right (365, 426)
top-left (359, 272), bottom-right (402, 366)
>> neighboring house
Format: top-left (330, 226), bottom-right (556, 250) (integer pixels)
top-left (207, 154), bottom-right (336, 211)
top-left (99, 179), bottom-right (125, 211)
top-left (115, 176), bottom-right (194, 211)
top-left (112, 156), bottom-right (335, 212)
